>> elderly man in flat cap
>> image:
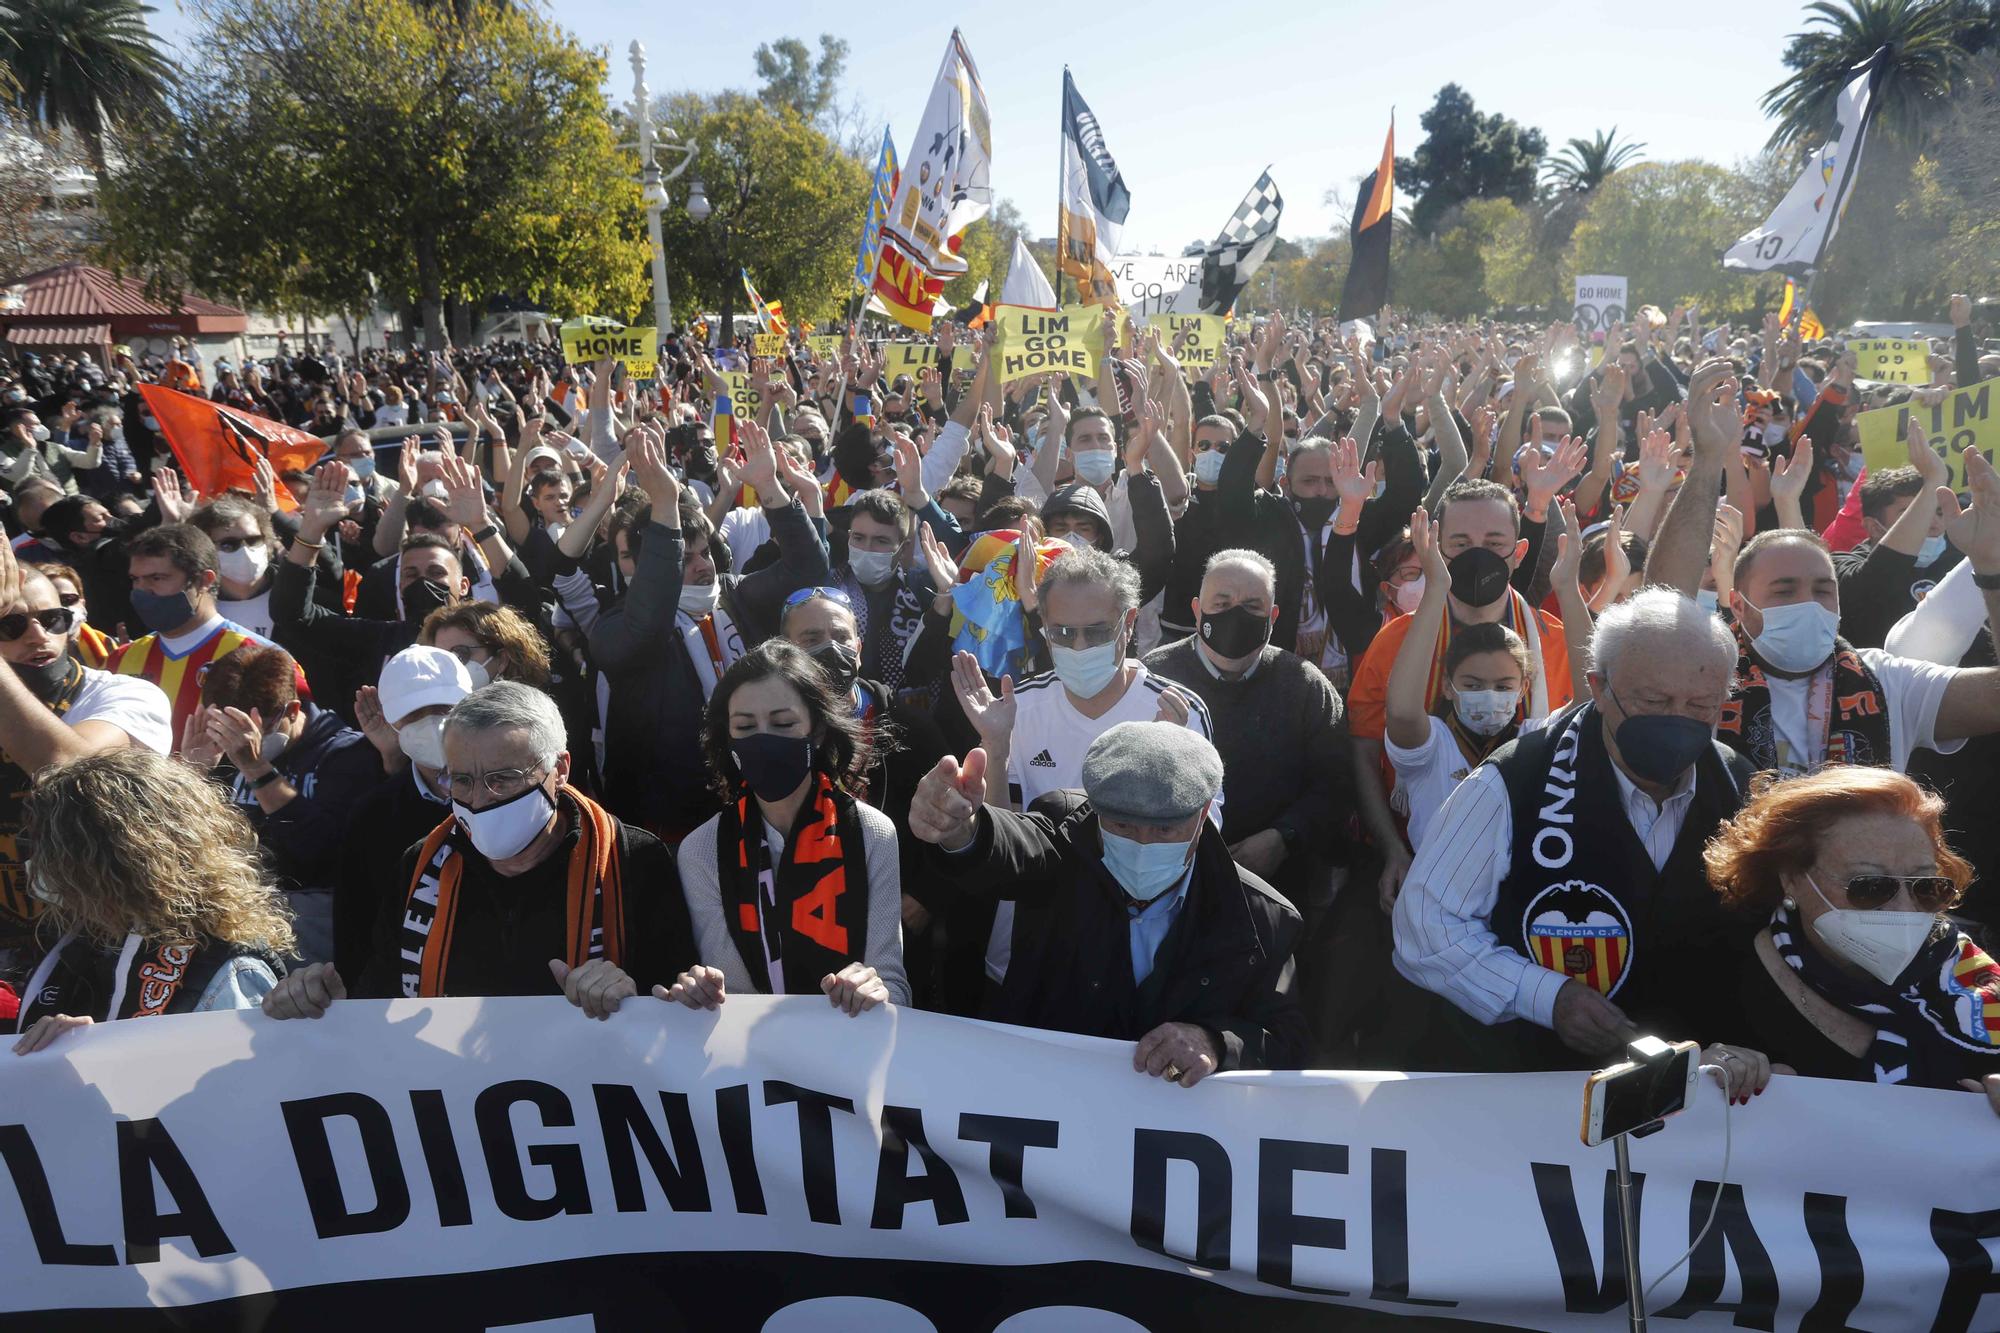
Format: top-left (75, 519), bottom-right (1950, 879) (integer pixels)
top-left (910, 721), bottom-right (1310, 1086)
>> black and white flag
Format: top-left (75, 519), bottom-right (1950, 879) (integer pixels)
top-left (1197, 170), bottom-right (1283, 314)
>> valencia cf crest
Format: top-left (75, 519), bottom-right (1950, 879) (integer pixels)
top-left (1922, 937), bottom-right (2000, 1051)
top-left (1522, 881), bottom-right (1633, 998)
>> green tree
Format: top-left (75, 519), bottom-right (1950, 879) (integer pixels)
top-left (754, 35), bottom-right (849, 124)
top-left (1566, 162), bottom-right (1777, 320)
top-left (1543, 128), bottom-right (1646, 193)
top-left (98, 0), bottom-right (646, 346)
top-left (945, 198), bottom-right (1030, 306)
top-left (658, 92), bottom-right (869, 337)
top-left (1398, 84), bottom-right (1546, 237)
top-left (1762, 0), bottom-right (1979, 149)
top-left (0, 0), bottom-right (172, 170)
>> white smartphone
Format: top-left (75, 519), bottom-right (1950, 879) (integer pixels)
top-left (1581, 1038), bottom-right (1701, 1146)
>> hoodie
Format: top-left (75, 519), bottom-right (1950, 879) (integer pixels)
top-left (226, 703), bottom-right (384, 895)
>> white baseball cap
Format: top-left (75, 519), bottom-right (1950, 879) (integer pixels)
top-left (377, 645), bottom-right (474, 727)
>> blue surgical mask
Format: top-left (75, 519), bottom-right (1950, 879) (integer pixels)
top-left (1050, 639), bottom-right (1121, 698)
top-left (1100, 827), bottom-right (1197, 903)
top-left (1695, 588), bottom-right (1720, 615)
top-left (1745, 596), bottom-right (1841, 673)
top-left (1072, 449), bottom-right (1117, 486)
top-left (1193, 450), bottom-right (1225, 486)
top-left (1915, 534), bottom-right (1948, 568)
top-left (347, 456), bottom-right (376, 480)
top-left (848, 547), bottom-right (898, 588)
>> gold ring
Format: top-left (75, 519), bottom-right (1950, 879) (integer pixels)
top-left (1164, 1064), bottom-right (1183, 1081)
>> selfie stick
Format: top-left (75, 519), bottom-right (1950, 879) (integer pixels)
top-left (1613, 1133), bottom-right (1648, 1333)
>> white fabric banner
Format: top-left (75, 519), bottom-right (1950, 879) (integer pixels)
top-left (3, 996), bottom-right (1996, 1330)
top-left (1723, 58), bottom-right (1877, 276)
top-left (1112, 254), bottom-right (1205, 318)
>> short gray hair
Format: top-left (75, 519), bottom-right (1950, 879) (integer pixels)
top-left (1588, 587), bottom-right (1736, 685)
top-left (444, 681), bottom-right (567, 768)
top-left (1203, 548), bottom-right (1277, 600)
top-left (1037, 544), bottom-right (1140, 616)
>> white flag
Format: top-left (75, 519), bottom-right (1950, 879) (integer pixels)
top-left (1723, 56), bottom-right (1879, 275)
top-left (1057, 70), bottom-right (1131, 307)
top-left (999, 234), bottom-right (1057, 310)
top-left (876, 31), bottom-right (992, 287)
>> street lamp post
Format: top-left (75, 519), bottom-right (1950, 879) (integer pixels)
top-left (628, 41), bottom-right (699, 340)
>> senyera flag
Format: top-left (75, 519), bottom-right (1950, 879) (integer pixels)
top-left (136, 383), bottom-right (326, 512)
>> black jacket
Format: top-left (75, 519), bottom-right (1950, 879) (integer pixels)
top-left (924, 791), bottom-right (1310, 1070)
top-left (223, 704), bottom-right (383, 897)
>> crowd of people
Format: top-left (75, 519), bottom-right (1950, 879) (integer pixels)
top-left (3, 301), bottom-right (1996, 1119)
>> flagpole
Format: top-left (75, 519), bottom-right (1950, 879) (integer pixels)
top-left (1056, 67), bottom-right (1069, 308)
top-left (1792, 44), bottom-right (1889, 332)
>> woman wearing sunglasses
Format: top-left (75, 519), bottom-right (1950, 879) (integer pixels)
top-left (1704, 767), bottom-right (2000, 1116)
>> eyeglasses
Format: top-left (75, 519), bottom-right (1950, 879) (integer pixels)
top-left (54, 592), bottom-right (80, 608)
top-left (0, 607), bottom-right (79, 641)
top-left (1042, 621), bottom-right (1122, 650)
top-left (444, 765), bottom-right (545, 802)
top-left (442, 644), bottom-right (491, 667)
top-left (216, 536), bottom-right (264, 554)
top-left (784, 586), bottom-right (853, 610)
top-left (1837, 874), bottom-right (1957, 911)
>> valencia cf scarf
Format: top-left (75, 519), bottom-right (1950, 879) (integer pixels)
top-left (1719, 631), bottom-right (1890, 774)
top-left (1419, 589), bottom-right (1550, 725)
top-left (716, 773), bottom-right (868, 996)
top-left (15, 928), bottom-right (274, 1027)
top-left (398, 786), bottom-right (626, 998)
top-left (1771, 901), bottom-right (2000, 1086)
top-left (0, 657), bottom-right (86, 948)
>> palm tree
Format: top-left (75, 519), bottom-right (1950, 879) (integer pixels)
top-left (1542, 128), bottom-right (1646, 193)
top-left (0, 0), bottom-right (173, 170)
top-left (1761, 0), bottom-right (1976, 149)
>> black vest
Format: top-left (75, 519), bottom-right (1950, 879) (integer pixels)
top-left (1488, 703), bottom-right (1754, 1062)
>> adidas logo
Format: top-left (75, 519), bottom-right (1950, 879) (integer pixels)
top-left (1028, 749), bottom-right (1056, 768)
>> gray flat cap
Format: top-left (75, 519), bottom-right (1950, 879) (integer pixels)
top-left (1082, 721), bottom-right (1224, 827)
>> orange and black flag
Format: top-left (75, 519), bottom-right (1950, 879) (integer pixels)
top-left (136, 383), bottom-right (326, 513)
top-left (1339, 115), bottom-right (1395, 323)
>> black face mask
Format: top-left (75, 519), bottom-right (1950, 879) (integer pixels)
top-left (1447, 546), bottom-right (1512, 608)
top-left (731, 731), bottom-right (814, 803)
top-left (1198, 604), bottom-right (1272, 660)
top-left (11, 653), bottom-right (73, 702)
top-left (401, 578), bottom-right (454, 621)
top-left (1293, 495), bottom-right (1336, 532)
top-left (810, 641), bottom-right (860, 695)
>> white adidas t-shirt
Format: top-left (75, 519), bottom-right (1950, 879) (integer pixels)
top-left (987, 661), bottom-right (1219, 982)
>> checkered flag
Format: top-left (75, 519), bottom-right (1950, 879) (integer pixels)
top-left (1197, 170), bottom-right (1283, 314)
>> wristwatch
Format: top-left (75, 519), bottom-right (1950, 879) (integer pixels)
top-left (473, 524), bottom-right (500, 544)
top-left (250, 768), bottom-right (284, 790)
top-left (1973, 568), bottom-right (2000, 591)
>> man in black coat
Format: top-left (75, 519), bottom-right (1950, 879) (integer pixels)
top-left (910, 719), bottom-right (1309, 1085)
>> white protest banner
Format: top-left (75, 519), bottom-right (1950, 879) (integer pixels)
top-left (1112, 253), bottom-right (1205, 318)
top-left (1573, 276), bottom-right (1628, 336)
top-left (4, 996), bottom-right (1996, 1330)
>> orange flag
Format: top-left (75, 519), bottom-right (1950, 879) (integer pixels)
top-left (136, 384), bottom-right (326, 512)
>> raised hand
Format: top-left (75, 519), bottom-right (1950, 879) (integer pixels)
top-left (152, 466), bottom-right (196, 523)
top-left (1770, 437), bottom-right (1815, 504)
top-left (1636, 424), bottom-right (1677, 492)
top-left (623, 424), bottom-right (679, 512)
top-left (1903, 415), bottom-right (1949, 488)
top-left (439, 453), bottom-right (488, 531)
top-left (951, 650), bottom-right (1016, 749)
top-left (352, 685), bottom-right (404, 770)
top-left (298, 461), bottom-right (352, 540)
top-left (1519, 434), bottom-right (1587, 510)
top-left (1548, 497), bottom-right (1583, 595)
top-left (1684, 360), bottom-right (1742, 463)
top-left (917, 523), bottom-right (959, 595)
top-left (1329, 435), bottom-right (1378, 508)
top-left (1938, 447), bottom-right (2000, 573)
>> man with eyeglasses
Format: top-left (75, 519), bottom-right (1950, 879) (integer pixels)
top-left (951, 545), bottom-right (1215, 992)
top-left (263, 682), bottom-right (694, 1018)
top-left (1392, 589), bottom-right (1758, 1072)
top-left (0, 537), bottom-right (170, 954)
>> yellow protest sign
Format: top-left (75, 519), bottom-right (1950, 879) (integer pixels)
top-left (1849, 338), bottom-right (1932, 385)
top-left (720, 371), bottom-right (767, 420)
top-left (1857, 382), bottom-right (1997, 489)
top-left (1148, 313), bottom-right (1226, 374)
top-left (752, 333), bottom-right (788, 359)
top-left (560, 316), bottom-right (656, 379)
top-left (990, 305), bottom-right (1101, 385)
top-left (880, 342), bottom-right (938, 380)
top-left (806, 334), bottom-right (842, 361)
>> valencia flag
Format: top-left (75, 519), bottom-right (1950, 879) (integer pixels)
top-left (1339, 117), bottom-right (1395, 323)
top-left (136, 384), bottom-right (326, 513)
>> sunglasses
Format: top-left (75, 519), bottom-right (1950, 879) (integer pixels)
top-left (1838, 874), bottom-right (1957, 911)
top-left (0, 607), bottom-right (79, 641)
top-left (784, 586), bottom-right (854, 610)
top-left (216, 536), bottom-right (264, 554)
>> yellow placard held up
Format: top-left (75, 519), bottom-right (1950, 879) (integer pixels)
top-left (1849, 338), bottom-right (1932, 385)
top-left (880, 342), bottom-right (938, 381)
top-left (990, 305), bottom-right (1101, 385)
top-left (752, 333), bottom-right (788, 359)
top-left (1147, 313), bottom-right (1226, 374)
top-left (720, 371), bottom-right (767, 420)
top-left (560, 316), bottom-right (657, 379)
top-left (1857, 382), bottom-right (1997, 490)
top-left (805, 334), bottom-right (842, 361)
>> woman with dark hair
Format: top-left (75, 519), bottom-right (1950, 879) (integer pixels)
top-left (1705, 767), bottom-right (2000, 1116)
top-left (661, 639), bottom-right (909, 1015)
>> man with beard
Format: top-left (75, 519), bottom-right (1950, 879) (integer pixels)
top-left (0, 538), bottom-right (170, 954)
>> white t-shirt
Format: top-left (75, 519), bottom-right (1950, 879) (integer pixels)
top-left (1386, 713), bottom-right (1548, 853)
top-left (718, 505), bottom-right (772, 574)
top-left (1759, 646), bottom-right (1961, 775)
top-left (218, 589), bottom-right (274, 639)
top-left (987, 661), bottom-right (1218, 981)
top-left (67, 668), bottom-right (173, 755)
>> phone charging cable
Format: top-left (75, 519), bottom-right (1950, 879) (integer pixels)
top-left (1641, 1061), bottom-right (1734, 1309)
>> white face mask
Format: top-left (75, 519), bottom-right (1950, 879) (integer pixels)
top-left (1803, 874), bottom-right (1934, 986)
top-left (1915, 534), bottom-right (1948, 567)
top-left (453, 780), bottom-right (555, 862)
top-left (1391, 576), bottom-right (1426, 614)
top-left (1100, 827), bottom-right (1198, 902)
top-left (216, 541), bottom-right (271, 586)
top-left (259, 726), bottom-right (291, 764)
top-left (678, 580), bottom-right (720, 615)
top-left (1452, 687), bottom-right (1520, 736)
top-left (462, 657), bottom-right (492, 690)
top-left (1696, 587), bottom-right (1720, 615)
top-left (848, 547), bottom-right (898, 588)
top-left (1192, 450), bottom-right (1226, 486)
top-left (1050, 638), bottom-right (1122, 699)
top-left (1745, 596), bottom-right (1840, 673)
top-left (398, 714), bottom-right (448, 770)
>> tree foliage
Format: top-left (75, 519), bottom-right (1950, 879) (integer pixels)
top-left (945, 199), bottom-right (1031, 306)
top-left (754, 35), bottom-right (849, 124)
top-left (0, 0), bottom-right (172, 169)
top-left (96, 0), bottom-right (646, 345)
top-left (1543, 128), bottom-right (1646, 193)
top-left (1568, 162), bottom-right (1780, 316)
top-left (1762, 0), bottom-right (1982, 149)
top-left (1397, 85), bottom-right (1547, 237)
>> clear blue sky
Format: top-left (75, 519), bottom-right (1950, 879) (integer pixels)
top-left (150, 0), bottom-right (1814, 251)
